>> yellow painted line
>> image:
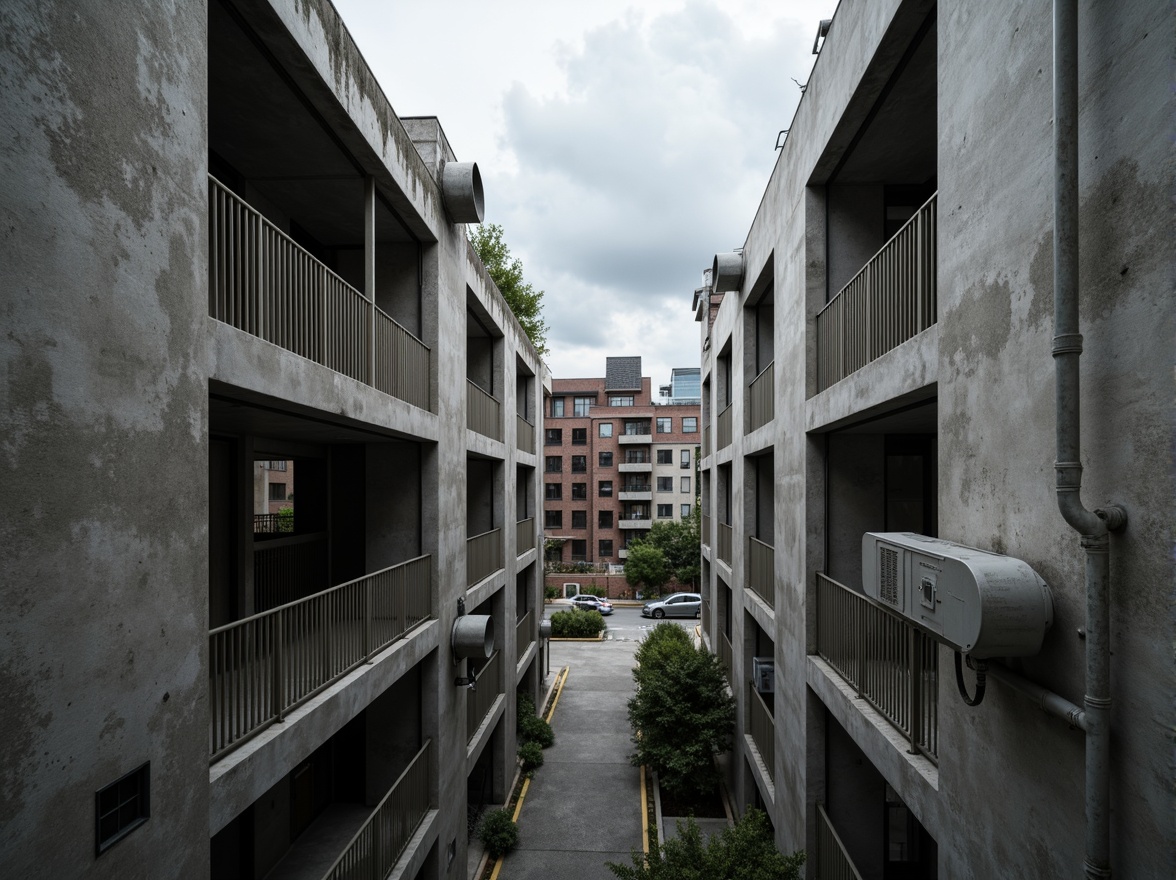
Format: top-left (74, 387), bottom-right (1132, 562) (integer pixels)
top-left (545, 667), bottom-right (569, 723)
top-left (488, 854), bottom-right (503, 880)
top-left (511, 777), bottom-right (532, 822)
top-left (640, 765), bottom-right (650, 855)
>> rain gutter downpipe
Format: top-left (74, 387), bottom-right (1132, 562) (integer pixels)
top-left (1053, 2), bottom-right (1127, 878)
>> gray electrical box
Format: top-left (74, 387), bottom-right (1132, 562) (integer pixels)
top-left (861, 532), bottom-right (1053, 658)
top-left (752, 657), bottom-right (775, 694)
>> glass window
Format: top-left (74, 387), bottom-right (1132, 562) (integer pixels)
top-left (545, 483), bottom-right (562, 500)
top-left (551, 397), bottom-right (565, 418)
top-left (571, 455), bottom-right (586, 473)
top-left (598, 451), bottom-right (613, 467)
top-left (598, 510), bottom-right (613, 528)
top-left (681, 449), bottom-right (691, 468)
top-left (656, 477), bottom-right (673, 492)
top-left (656, 450), bottom-right (673, 464)
top-left (599, 539), bottom-right (613, 557)
top-left (545, 456), bottom-right (562, 472)
top-left (609, 395), bottom-right (634, 406)
top-left (573, 396), bottom-right (593, 417)
top-left (599, 422), bottom-right (613, 438)
top-left (268, 483), bottom-right (287, 501)
top-left (96, 762), bottom-right (150, 854)
top-left (681, 504), bottom-right (692, 517)
top-left (545, 428), bottom-right (562, 445)
top-left (599, 481), bottom-right (613, 497)
top-left (571, 539), bottom-right (587, 560)
top-left (572, 483), bottom-right (587, 500)
top-left (544, 510), bottom-right (562, 528)
top-left (656, 417), bottom-right (671, 433)
top-left (681, 476), bottom-right (691, 493)
top-left (572, 510), bottom-right (587, 529)
top-left (572, 428), bottom-right (587, 445)
top-left (624, 420), bottom-right (649, 435)
top-left (657, 504), bottom-right (673, 518)
top-left (683, 417), bottom-right (697, 433)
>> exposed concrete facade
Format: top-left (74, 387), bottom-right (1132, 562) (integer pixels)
top-left (696, 1), bottom-right (1172, 877)
top-left (1, 2), bottom-right (545, 878)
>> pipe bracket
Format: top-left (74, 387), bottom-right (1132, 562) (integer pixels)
top-left (1055, 462), bottom-right (1084, 489)
top-left (1095, 506), bottom-right (1128, 531)
top-left (1052, 332), bottom-right (1084, 356)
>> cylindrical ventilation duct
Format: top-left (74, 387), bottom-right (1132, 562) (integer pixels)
top-left (441, 161), bottom-right (485, 224)
top-left (452, 614), bottom-right (494, 660)
top-left (712, 252), bottom-right (744, 292)
top-left (539, 620), bottom-right (552, 640)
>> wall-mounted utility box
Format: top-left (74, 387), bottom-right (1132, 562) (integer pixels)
top-left (861, 532), bottom-right (1053, 658)
top-left (752, 657), bottom-right (775, 694)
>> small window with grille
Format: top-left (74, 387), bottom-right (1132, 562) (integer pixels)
top-left (96, 762), bottom-right (150, 855)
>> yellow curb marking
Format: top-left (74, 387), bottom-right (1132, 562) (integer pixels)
top-left (640, 765), bottom-right (650, 856)
top-left (545, 667), bottom-right (569, 724)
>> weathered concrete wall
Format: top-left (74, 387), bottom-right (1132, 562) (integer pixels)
top-left (0, 1), bottom-right (210, 876)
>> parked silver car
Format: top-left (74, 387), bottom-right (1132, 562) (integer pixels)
top-left (570, 594), bottom-right (614, 615)
top-left (641, 592), bottom-right (701, 619)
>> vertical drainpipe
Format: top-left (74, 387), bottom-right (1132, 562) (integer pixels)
top-left (1052, 2), bottom-right (1127, 877)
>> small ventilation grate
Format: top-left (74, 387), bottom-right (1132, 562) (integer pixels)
top-left (879, 547), bottom-right (899, 605)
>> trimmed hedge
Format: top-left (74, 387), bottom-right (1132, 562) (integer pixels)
top-left (478, 808), bottom-right (519, 858)
top-left (550, 608), bottom-right (604, 638)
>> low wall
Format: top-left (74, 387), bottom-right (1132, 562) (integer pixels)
top-left (544, 573), bottom-right (689, 600)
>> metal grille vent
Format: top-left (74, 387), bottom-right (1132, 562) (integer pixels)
top-left (879, 547), bottom-right (899, 606)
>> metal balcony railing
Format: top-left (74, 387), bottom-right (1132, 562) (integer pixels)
top-left (254, 534), bottom-right (328, 612)
top-left (467, 650), bottom-right (502, 741)
top-left (515, 518), bottom-right (534, 557)
top-left (516, 611), bottom-right (533, 663)
top-left (748, 683), bottom-right (775, 782)
top-left (816, 193), bottom-right (937, 390)
top-left (717, 522), bottom-right (732, 565)
top-left (321, 739), bottom-right (433, 880)
top-left (816, 573), bottom-right (939, 762)
top-left (208, 176), bottom-right (430, 411)
top-left (718, 631), bottom-right (733, 684)
top-left (747, 361), bottom-right (774, 432)
top-left (467, 380), bottom-right (503, 441)
top-left (701, 513), bottom-right (711, 548)
top-left (467, 528), bottom-right (504, 587)
top-left (816, 802), bottom-right (865, 880)
top-left (717, 404), bottom-right (732, 450)
top-left (209, 555), bottom-right (432, 760)
top-left (253, 513), bottom-right (293, 534)
top-left (516, 414), bottom-right (535, 454)
top-left (746, 536), bottom-right (775, 608)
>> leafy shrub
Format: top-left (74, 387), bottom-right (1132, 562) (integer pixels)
top-left (550, 608), bottom-right (604, 638)
top-left (582, 585), bottom-right (606, 597)
top-left (517, 693), bottom-right (555, 748)
top-left (544, 585), bottom-right (559, 600)
top-left (634, 622), bottom-right (693, 670)
top-left (518, 741), bottom-right (544, 773)
top-left (478, 808), bottom-right (519, 858)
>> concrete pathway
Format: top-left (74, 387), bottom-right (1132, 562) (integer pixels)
top-left (497, 638), bottom-right (645, 879)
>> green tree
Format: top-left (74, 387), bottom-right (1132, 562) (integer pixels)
top-left (607, 809), bottom-right (804, 880)
top-left (631, 507), bottom-right (701, 587)
top-left (624, 542), bottom-right (669, 592)
top-left (468, 223), bottom-right (548, 355)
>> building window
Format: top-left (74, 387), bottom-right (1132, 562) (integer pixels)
top-left (572, 483), bottom-right (587, 500)
top-left (599, 510), bottom-right (613, 529)
top-left (681, 449), bottom-right (691, 468)
top-left (598, 451), bottom-right (613, 467)
top-left (96, 762), bottom-right (150, 855)
top-left (572, 510), bottom-right (587, 529)
top-left (551, 398), bottom-right (565, 418)
top-left (681, 504), bottom-right (693, 518)
top-left (681, 476), bottom-right (691, 494)
top-left (545, 428), bottom-right (562, 445)
top-left (266, 460), bottom-right (287, 471)
top-left (599, 539), bottom-right (613, 557)
top-left (572, 428), bottom-right (587, 445)
top-left (268, 483), bottom-right (287, 501)
top-left (571, 455), bottom-right (587, 473)
top-left (656, 449), bottom-right (673, 465)
top-left (570, 539), bottom-right (587, 560)
top-left (683, 417), bottom-right (697, 433)
top-left (609, 395), bottom-right (634, 406)
top-left (599, 422), bottom-right (613, 438)
top-left (624, 420), bottom-right (649, 435)
top-left (625, 451), bottom-right (649, 464)
top-left (545, 456), bottom-right (562, 472)
top-left (599, 481), bottom-right (613, 497)
top-left (656, 417), bottom-right (671, 433)
top-left (573, 396), bottom-right (593, 417)
top-left (657, 504), bottom-right (673, 518)
top-left (545, 483), bottom-right (562, 500)
top-left (656, 477), bottom-right (673, 492)
top-left (544, 510), bottom-right (562, 528)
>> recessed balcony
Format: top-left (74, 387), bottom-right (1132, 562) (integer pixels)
top-left (619, 461), bottom-right (653, 473)
top-left (618, 517), bottom-right (653, 529)
top-left (618, 432), bottom-right (653, 445)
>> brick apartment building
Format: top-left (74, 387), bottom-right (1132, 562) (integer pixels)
top-left (544, 358), bottom-right (700, 566)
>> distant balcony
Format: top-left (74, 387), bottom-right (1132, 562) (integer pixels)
top-left (619, 485), bottom-right (652, 501)
top-left (516, 611), bottom-right (533, 664)
top-left (619, 517), bottom-right (653, 530)
top-left (209, 555), bottom-right (432, 760)
top-left (321, 740), bottom-right (433, 880)
top-left (817, 193), bottom-right (937, 390)
top-left (717, 405), bottom-right (732, 450)
top-left (208, 176), bottom-right (430, 411)
top-left (619, 461), bottom-right (653, 473)
top-left (747, 361), bottom-right (774, 432)
top-left (816, 573), bottom-right (939, 762)
top-left (467, 380), bottom-right (503, 441)
top-left (746, 536), bottom-right (775, 608)
top-left (467, 650), bottom-right (503, 742)
top-left (747, 683), bottom-right (775, 782)
top-left (618, 432), bottom-right (652, 445)
top-left (517, 414), bottom-right (535, 454)
top-left (467, 528), bottom-right (504, 587)
top-left (717, 522), bottom-right (732, 565)
top-left (515, 518), bottom-right (534, 557)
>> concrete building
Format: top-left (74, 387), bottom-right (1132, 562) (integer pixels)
top-left (1, 2), bottom-right (545, 878)
top-left (694, 1), bottom-right (1171, 878)
top-left (544, 358), bottom-right (700, 568)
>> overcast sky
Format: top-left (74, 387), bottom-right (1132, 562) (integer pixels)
top-left (334, 0), bottom-right (839, 386)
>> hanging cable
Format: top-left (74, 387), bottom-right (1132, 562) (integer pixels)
top-left (955, 651), bottom-right (987, 706)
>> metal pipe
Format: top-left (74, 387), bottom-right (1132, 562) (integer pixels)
top-left (1053, 3), bottom-right (1127, 877)
top-left (985, 662), bottom-right (1086, 730)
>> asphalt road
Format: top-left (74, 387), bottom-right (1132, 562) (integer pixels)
top-left (543, 603), bottom-right (697, 642)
